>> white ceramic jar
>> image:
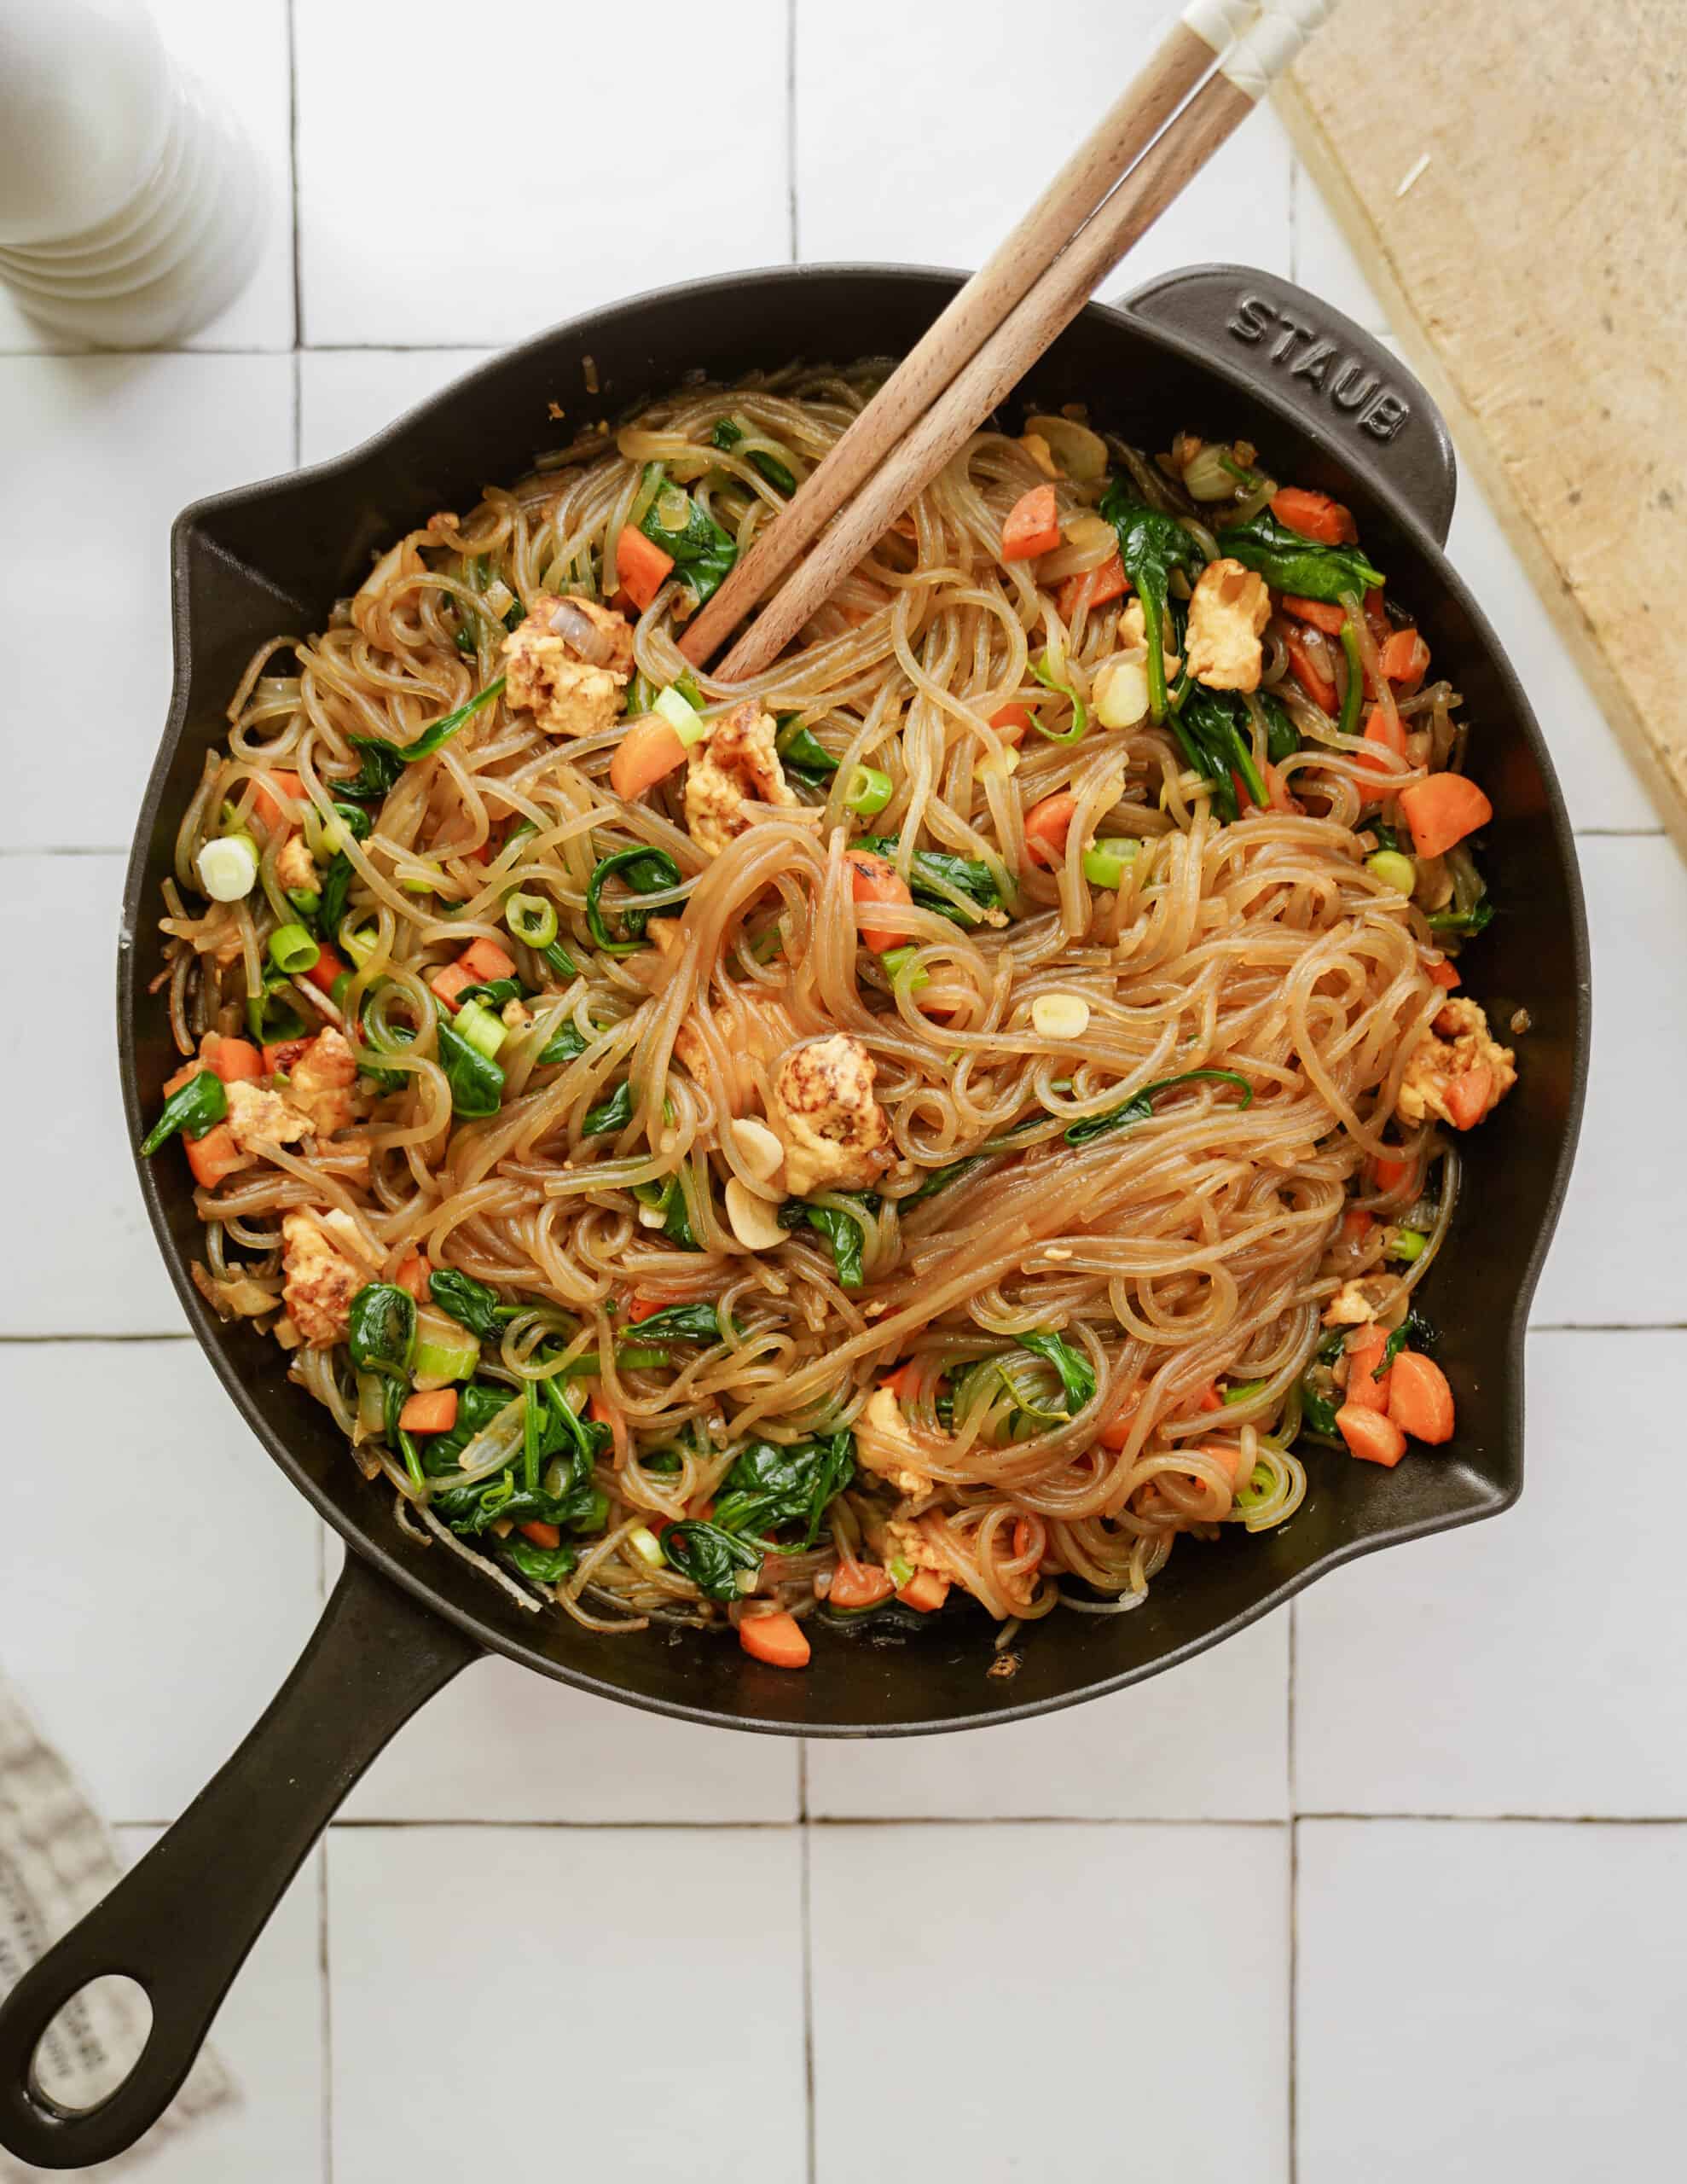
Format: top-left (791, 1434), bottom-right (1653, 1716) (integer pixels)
top-left (0, 0), bottom-right (264, 346)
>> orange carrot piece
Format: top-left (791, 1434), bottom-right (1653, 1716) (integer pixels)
top-left (610, 713), bottom-right (688, 800)
top-left (1055, 552), bottom-right (1128, 623)
top-left (1271, 487), bottom-right (1356, 544)
top-left (395, 1250), bottom-right (432, 1303)
top-left (1263, 761), bottom-right (1303, 815)
top-left (1186, 1440), bottom-right (1250, 1491)
top-left (988, 702), bottom-right (1033, 743)
top-left (1283, 627), bottom-right (1337, 714)
top-left (1024, 791), bottom-right (1081, 868)
top-left (878, 1362), bottom-right (920, 1402)
top-left (201, 1034), bottom-right (263, 1084)
top-left (1443, 1064), bottom-right (1494, 1131)
top-left (1388, 1350), bottom-right (1455, 1444)
top-left (262, 1036), bottom-right (311, 1076)
top-left (1371, 1152), bottom-right (1413, 1194)
top-left (252, 770), bottom-right (304, 834)
top-left (1342, 1207), bottom-right (1375, 1247)
top-left (1357, 706), bottom-right (1408, 773)
top-left (1281, 595), bottom-right (1347, 635)
top-left (429, 961), bottom-right (476, 1013)
top-left (896, 1569), bottom-right (951, 1613)
top-left (303, 942), bottom-right (348, 995)
top-left (1344, 1327), bottom-right (1392, 1413)
top-left (1399, 774), bottom-right (1493, 858)
top-left (615, 526), bottom-right (675, 612)
top-left (1428, 959), bottom-right (1461, 990)
top-left (626, 1293), bottom-right (662, 1324)
top-left (399, 1389), bottom-right (460, 1434)
top-left (460, 937), bottom-right (516, 984)
top-left (185, 1124), bottom-right (248, 1188)
top-left (1000, 484), bottom-right (1061, 561)
top-left (517, 1517), bottom-right (561, 1548)
top-left (845, 848), bottom-right (915, 954)
top-left (739, 1612), bottom-right (812, 1668)
top-left (1336, 1403), bottom-right (1408, 1467)
top-left (827, 1563), bottom-right (896, 1611)
top-left (1191, 1381), bottom-right (1224, 1414)
top-left (1379, 628), bottom-right (1430, 686)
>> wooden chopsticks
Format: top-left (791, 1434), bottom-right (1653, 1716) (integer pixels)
top-left (678, 0), bottom-right (1338, 684)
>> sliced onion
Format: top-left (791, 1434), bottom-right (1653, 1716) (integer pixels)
top-left (549, 598), bottom-right (617, 665)
top-left (1024, 415), bottom-right (1109, 483)
top-left (450, 1395), bottom-right (525, 1484)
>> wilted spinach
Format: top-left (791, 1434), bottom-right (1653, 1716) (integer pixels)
top-left (710, 416), bottom-right (797, 496)
top-left (585, 845), bottom-right (682, 956)
top-left (436, 1017), bottom-right (504, 1118)
top-left (1100, 479), bottom-right (1206, 722)
top-left (1216, 511), bottom-right (1383, 603)
top-left (711, 1431), bottom-right (855, 1548)
top-left (661, 1520), bottom-right (764, 1601)
top-left (345, 676), bottom-right (507, 793)
top-left (1064, 1068), bottom-right (1253, 1147)
top-left (782, 1193), bottom-right (878, 1289)
top-left (1173, 687), bottom-right (1267, 821)
top-left (428, 1269), bottom-right (518, 1342)
top-left (638, 464), bottom-right (737, 606)
top-left (1015, 1329), bottom-right (1096, 1416)
top-left (855, 836), bottom-right (1002, 922)
top-left (139, 1067), bottom-right (227, 1156)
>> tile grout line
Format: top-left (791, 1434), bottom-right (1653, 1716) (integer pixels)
top-left (284, 0), bottom-right (304, 350)
top-left (102, 1809), bottom-right (1687, 1831)
top-left (799, 1820), bottom-right (817, 2184)
top-left (785, 0), bottom-right (799, 264)
top-left (1287, 1595), bottom-right (1300, 2184)
top-left (317, 1842), bottom-right (333, 2184)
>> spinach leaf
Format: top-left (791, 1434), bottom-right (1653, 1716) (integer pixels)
top-left (345, 676), bottom-right (507, 791)
top-left (317, 851), bottom-right (355, 942)
top-left (1298, 1327), bottom-right (1347, 1437)
top-left (585, 845), bottom-right (683, 956)
top-left (793, 1194), bottom-right (878, 1288)
top-left (1216, 511), bottom-right (1384, 604)
top-left (1261, 688), bottom-right (1300, 764)
top-left (583, 1077), bottom-right (635, 1137)
top-left (540, 938), bottom-right (581, 983)
top-left (906, 1153), bottom-right (993, 1204)
top-left (774, 714), bottom-right (839, 782)
top-left (638, 466), bottom-right (737, 607)
top-left (662, 1519), bottom-right (765, 1601)
top-left (501, 1532), bottom-right (577, 1583)
top-left (428, 1269), bottom-right (516, 1342)
top-left (348, 1283), bottom-right (416, 1381)
top-left (329, 799), bottom-right (373, 842)
top-left (140, 1066), bottom-right (228, 1156)
top-left (1064, 1067), bottom-right (1254, 1147)
top-left (855, 836), bottom-right (1002, 922)
top-left (245, 967), bottom-right (310, 1048)
top-left (1377, 1309), bottom-right (1438, 1378)
top-left (624, 1301), bottom-right (727, 1345)
top-left (1100, 479), bottom-right (1207, 722)
top-left (1174, 687), bottom-right (1266, 822)
top-left (339, 740), bottom-right (403, 801)
top-left (712, 1431), bottom-right (855, 1548)
top-left (436, 1016), bottom-right (505, 1118)
top-left (1425, 899), bottom-right (1494, 936)
top-left (1015, 1329), bottom-right (1096, 1416)
top-left (710, 416), bottom-right (797, 496)
top-left (417, 1381), bottom-right (519, 1473)
top-left (537, 1019), bottom-right (589, 1066)
top-left (1337, 615), bottom-right (1365, 741)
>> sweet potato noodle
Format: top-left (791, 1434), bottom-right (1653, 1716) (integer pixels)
top-left (154, 362), bottom-right (1508, 1656)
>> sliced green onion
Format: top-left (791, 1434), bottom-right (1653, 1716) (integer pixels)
top-left (341, 923), bottom-right (380, 966)
top-left (1388, 1227), bottom-right (1428, 1263)
top-left (1222, 1378), bottom-right (1269, 1405)
top-left (1082, 839), bottom-right (1139, 891)
top-left (287, 889), bottom-right (321, 918)
top-left (1338, 616), bottom-right (1365, 741)
top-left (268, 922), bottom-right (321, 975)
top-left (505, 891), bottom-right (559, 950)
top-left (614, 1345), bottom-right (670, 1370)
top-left (413, 1333), bottom-right (480, 1384)
top-left (887, 1555), bottom-right (914, 1589)
top-left (652, 682), bottom-right (708, 746)
top-left (329, 972), bottom-right (352, 1008)
top-left (1366, 849), bottom-right (1416, 894)
top-left (843, 762), bottom-right (894, 816)
top-left (880, 944), bottom-right (930, 994)
top-left (453, 997), bottom-right (507, 1060)
top-left (629, 1525), bottom-right (666, 1569)
top-left (196, 834), bottom-right (258, 902)
top-left (400, 873), bottom-right (436, 897)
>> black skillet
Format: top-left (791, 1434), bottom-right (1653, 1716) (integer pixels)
top-left (0, 264), bottom-right (1588, 2169)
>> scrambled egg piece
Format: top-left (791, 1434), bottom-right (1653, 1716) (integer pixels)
top-left (884, 1516), bottom-right (952, 1580)
top-left (224, 1081), bottom-right (311, 1156)
top-left (856, 1386), bottom-right (936, 1499)
top-left (501, 591), bottom-right (633, 739)
top-left (289, 1028), bottom-right (358, 1139)
top-left (1184, 556), bottom-right (1272, 691)
top-left (275, 833), bottom-right (317, 894)
top-left (768, 1033), bottom-right (893, 1197)
top-left (281, 1211), bottom-right (363, 1347)
top-left (1397, 997), bottom-right (1516, 1130)
top-left (683, 701), bottom-right (796, 858)
top-left (1322, 1279), bottom-right (1383, 1327)
top-left (1118, 597), bottom-right (1182, 677)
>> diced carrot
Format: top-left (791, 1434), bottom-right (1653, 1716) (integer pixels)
top-left (1443, 1064), bottom-right (1493, 1130)
top-left (1342, 1207), bottom-right (1375, 1247)
top-left (395, 1250), bottom-right (432, 1303)
top-left (1344, 1327), bottom-right (1393, 1412)
top-left (896, 1569), bottom-right (951, 1613)
top-left (988, 702), bottom-right (1033, 743)
top-left (201, 1034), bottom-right (263, 1084)
top-left (1283, 627), bottom-right (1337, 714)
top-left (252, 770), bottom-right (304, 834)
top-left (1379, 628), bottom-right (1430, 686)
top-left (616, 526), bottom-right (675, 612)
top-left (303, 942), bottom-right (348, 995)
top-left (845, 848), bottom-right (915, 954)
top-left (827, 1562), bottom-right (895, 1611)
top-left (263, 1037), bottom-right (312, 1076)
top-left (185, 1123), bottom-right (247, 1188)
top-left (626, 1293), bottom-right (662, 1324)
top-left (739, 1612), bottom-right (812, 1668)
top-left (588, 1392), bottom-right (617, 1427)
top-left (1271, 487), bottom-right (1356, 544)
top-left (1336, 1403), bottom-right (1408, 1467)
top-left (1357, 705), bottom-right (1408, 773)
top-left (1055, 551), bottom-right (1128, 622)
top-left (1024, 791), bottom-right (1081, 868)
top-left (1186, 1440), bottom-right (1250, 1490)
top-left (517, 1517), bottom-right (561, 1548)
top-left (1263, 762), bottom-right (1303, 815)
top-left (1399, 773), bottom-right (1493, 858)
top-left (460, 937), bottom-right (516, 984)
top-left (1191, 1380), bottom-right (1224, 1414)
top-left (1372, 1152), bottom-right (1413, 1194)
top-left (1000, 484), bottom-right (1061, 561)
top-left (1281, 595), bottom-right (1347, 635)
top-left (878, 1362), bottom-right (919, 1401)
top-left (610, 714), bottom-right (687, 800)
top-left (429, 961), bottom-right (476, 1013)
top-left (1428, 959), bottom-right (1461, 990)
top-left (399, 1389), bottom-right (460, 1434)
top-left (162, 1057), bottom-right (208, 1098)
top-left (1011, 1515), bottom-right (1042, 1564)
top-left (1388, 1350), bottom-right (1455, 1444)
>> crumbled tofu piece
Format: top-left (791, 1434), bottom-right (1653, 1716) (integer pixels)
top-left (1183, 556), bottom-right (1272, 691)
top-left (884, 1516), bottom-right (952, 1579)
top-left (1322, 1279), bottom-right (1383, 1327)
top-left (857, 1386), bottom-right (936, 1499)
top-left (501, 997), bottom-right (534, 1031)
top-left (501, 590), bottom-right (634, 740)
top-left (281, 1211), bottom-right (363, 1347)
top-left (1118, 597), bottom-right (1182, 677)
top-left (768, 1033), bottom-right (894, 1197)
top-left (1397, 996), bottom-right (1516, 1130)
top-left (683, 700), bottom-right (796, 858)
top-left (290, 1027), bottom-right (359, 1140)
top-left (223, 1080), bottom-right (311, 1155)
top-left (275, 832), bottom-right (318, 894)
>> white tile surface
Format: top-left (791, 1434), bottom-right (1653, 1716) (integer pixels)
top-left (1296, 1333), bottom-right (1687, 1816)
top-left (1531, 836), bottom-right (1684, 1325)
top-left (811, 1821), bottom-right (1289, 2182)
top-left (0, 858), bottom-right (188, 1333)
top-left (293, 0), bottom-right (791, 347)
top-left (797, 0), bottom-right (1293, 291)
top-left (0, 0), bottom-right (295, 355)
top-left (3, 1341), bottom-right (321, 1821)
top-left (0, 355), bottom-right (294, 852)
top-left (328, 1826), bottom-right (806, 2184)
top-left (1298, 1819), bottom-right (1687, 2182)
top-left (297, 346), bottom-right (498, 468)
top-left (808, 1607), bottom-right (1287, 1820)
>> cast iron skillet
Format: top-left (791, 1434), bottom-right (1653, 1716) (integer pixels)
top-left (0, 264), bottom-right (1588, 2168)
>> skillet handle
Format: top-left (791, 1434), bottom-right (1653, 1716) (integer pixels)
top-left (1122, 264), bottom-right (1458, 548)
top-left (0, 1552), bottom-right (478, 2170)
